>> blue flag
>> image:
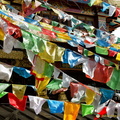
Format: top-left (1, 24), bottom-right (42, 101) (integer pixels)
top-left (100, 88), bottom-right (114, 104)
top-left (47, 100), bottom-right (64, 113)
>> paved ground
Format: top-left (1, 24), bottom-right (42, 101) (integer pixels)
top-left (0, 103), bottom-right (117, 120)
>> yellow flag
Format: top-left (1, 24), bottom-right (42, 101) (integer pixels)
top-left (57, 33), bottom-right (72, 40)
top-left (38, 41), bottom-right (65, 63)
top-left (88, 51), bottom-right (94, 56)
top-left (0, 28), bottom-right (4, 41)
top-left (40, 22), bottom-right (53, 30)
top-left (116, 53), bottom-right (120, 61)
top-left (85, 88), bottom-right (96, 105)
top-left (64, 102), bottom-right (80, 120)
top-left (93, 0), bottom-right (103, 5)
top-left (13, 0), bottom-right (22, 4)
top-left (114, 63), bottom-right (119, 70)
top-left (12, 84), bottom-right (27, 100)
top-left (1, 0), bottom-right (10, 4)
top-left (55, 46), bottom-right (65, 61)
top-left (112, 44), bottom-right (120, 49)
top-left (36, 77), bottom-right (50, 96)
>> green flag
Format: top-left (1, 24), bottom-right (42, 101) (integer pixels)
top-left (95, 46), bottom-right (108, 55)
top-left (88, 0), bottom-right (96, 6)
top-left (46, 79), bottom-right (62, 90)
top-left (43, 62), bottom-right (54, 78)
top-left (51, 21), bottom-right (59, 26)
top-left (107, 68), bottom-right (120, 90)
top-left (84, 49), bottom-right (89, 57)
top-left (41, 4), bottom-right (51, 10)
top-left (22, 30), bottom-right (45, 54)
top-left (0, 83), bottom-right (10, 93)
top-left (81, 104), bottom-right (94, 117)
top-left (28, 23), bottom-right (41, 31)
top-left (0, 91), bottom-right (8, 98)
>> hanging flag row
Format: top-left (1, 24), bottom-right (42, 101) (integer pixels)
top-left (0, 2), bottom-right (120, 90)
top-left (0, 1), bottom-right (120, 64)
top-left (0, 80), bottom-right (119, 120)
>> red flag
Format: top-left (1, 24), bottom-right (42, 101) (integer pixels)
top-left (114, 8), bottom-right (120, 17)
top-left (41, 28), bottom-right (57, 38)
top-left (94, 107), bottom-right (107, 120)
top-left (108, 49), bottom-right (117, 57)
top-left (8, 93), bottom-right (27, 111)
top-left (86, 63), bottom-right (113, 83)
top-left (2, 18), bottom-right (22, 39)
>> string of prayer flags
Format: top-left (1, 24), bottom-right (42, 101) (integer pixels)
top-left (47, 100), bottom-right (64, 113)
top-left (8, 93), bottom-right (27, 111)
top-left (28, 96), bottom-right (46, 115)
top-left (12, 84), bottom-right (27, 100)
top-left (0, 62), bottom-right (13, 82)
top-left (100, 88), bottom-right (114, 104)
top-left (106, 68), bottom-right (120, 90)
top-left (81, 104), bottom-right (94, 117)
top-left (46, 79), bottom-right (62, 91)
top-left (63, 102), bottom-right (80, 120)
top-left (13, 67), bottom-right (32, 78)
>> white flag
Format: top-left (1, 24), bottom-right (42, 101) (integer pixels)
top-left (82, 59), bottom-right (97, 78)
top-left (0, 62), bottom-right (13, 82)
top-left (28, 96), bottom-right (46, 115)
top-left (109, 5), bottom-right (116, 16)
top-left (107, 100), bottom-right (116, 118)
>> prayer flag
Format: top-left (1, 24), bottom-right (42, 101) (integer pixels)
top-left (47, 100), bottom-right (64, 113)
top-left (8, 93), bottom-right (27, 111)
top-left (81, 104), bottom-right (94, 117)
top-left (64, 102), bottom-right (80, 120)
top-left (28, 96), bottom-right (46, 114)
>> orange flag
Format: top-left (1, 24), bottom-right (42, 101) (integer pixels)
top-left (64, 102), bottom-right (80, 120)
